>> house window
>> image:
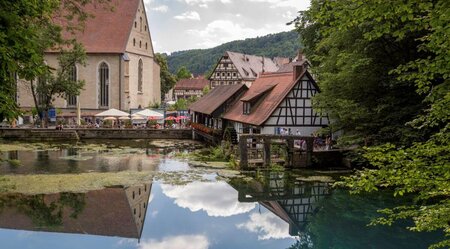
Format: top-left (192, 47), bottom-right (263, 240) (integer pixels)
top-left (221, 72), bottom-right (225, 77)
top-left (216, 72), bottom-right (219, 77)
top-left (99, 62), bottom-right (109, 107)
top-left (233, 72), bottom-right (236, 77)
top-left (243, 102), bottom-right (250, 115)
top-left (133, 38), bottom-right (136, 46)
top-left (145, 43), bottom-right (148, 49)
top-left (139, 41), bottom-right (142, 48)
top-left (227, 72), bottom-right (230, 77)
top-left (138, 59), bottom-right (143, 92)
top-left (134, 21), bottom-right (137, 28)
top-left (140, 17), bottom-right (142, 32)
top-left (67, 65), bottom-right (77, 106)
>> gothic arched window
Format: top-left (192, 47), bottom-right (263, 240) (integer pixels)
top-left (99, 62), bottom-right (109, 107)
top-left (67, 65), bottom-right (77, 106)
top-left (138, 59), bottom-right (143, 92)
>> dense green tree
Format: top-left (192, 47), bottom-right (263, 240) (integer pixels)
top-left (155, 53), bottom-right (177, 100)
top-left (297, 1), bottom-right (449, 248)
top-left (176, 66), bottom-right (192, 80)
top-left (31, 43), bottom-right (87, 127)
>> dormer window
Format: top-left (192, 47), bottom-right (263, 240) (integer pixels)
top-left (243, 102), bottom-right (250, 115)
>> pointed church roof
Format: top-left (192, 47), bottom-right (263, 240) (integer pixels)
top-left (59, 0), bottom-right (141, 53)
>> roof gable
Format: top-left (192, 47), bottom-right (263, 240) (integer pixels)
top-left (224, 70), bottom-right (314, 126)
top-left (226, 51), bottom-right (279, 80)
top-left (58, 0), bottom-right (141, 53)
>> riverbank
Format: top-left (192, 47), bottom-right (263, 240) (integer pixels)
top-left (0, 128), bottom-right (192, 141)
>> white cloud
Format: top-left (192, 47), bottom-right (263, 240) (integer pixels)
top-left (186, 20), bottom-right (287, 48)
top-left (246, 0), bottom-right (308, 9)
top-left (151, 5), bottom-right (169, 13)
top-left (161, 181), bottom-right (256, 217)
top-left (143, 0), bottom-right (153, 5)
top-left (139, 235), bottom-right (209, 249)
top-left (237, 212), bottom-right (292, 240)
top-left (282, 10), bottom-right (296, 19)
top-left (181, 0), bottom-right (232, 5)
top-left (174, 11), bottom-right (201, 21)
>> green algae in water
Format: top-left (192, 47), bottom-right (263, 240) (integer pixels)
top-left (296, 175), bottom-right (335, 183)
top-left (59, 156), bottom-right (94, 161)
top-left (0, 171), bottom-right (154, 195)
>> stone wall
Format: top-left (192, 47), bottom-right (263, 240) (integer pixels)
top-left (0, 128), bottom-right (192, 141)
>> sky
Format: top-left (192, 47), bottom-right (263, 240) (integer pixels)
top-left (143, 0), bottom-right (311, 53)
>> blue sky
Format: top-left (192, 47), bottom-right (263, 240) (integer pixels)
top-left (143, 0), bottom-right (311, 53)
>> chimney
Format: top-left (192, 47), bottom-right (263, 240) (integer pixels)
top-left (261, 57), bottom-right (265, 73)
top-left (293, 64), bottom-right (304, 81)
top-left (296, 49), bottom-right (304, 62)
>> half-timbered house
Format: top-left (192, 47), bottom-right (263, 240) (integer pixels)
top-left (223, 64), bottom-right (328, 137)
top-left (209, 51), bottom-right (279, 89)
top-left (173, 77), bottom-right (209, 101)
top-left (189, 84), bottom-right (248, 139)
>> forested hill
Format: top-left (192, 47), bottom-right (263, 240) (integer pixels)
top-left (166, 30), bottom-right (301, 76)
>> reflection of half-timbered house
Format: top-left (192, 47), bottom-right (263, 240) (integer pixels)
top-left (189, 84), bottom-right (248, 140)
top-left (209, 51), bottom-right (279, 89)
top-left (231, 172), bottom-right (330, 235)
top-left (223, 64), bottom-right (328, 137)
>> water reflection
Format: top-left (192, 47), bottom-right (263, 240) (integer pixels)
top-left (230, 172), bottom-right (330, 237)
top-left (0, 183), bottom-right (152, 239)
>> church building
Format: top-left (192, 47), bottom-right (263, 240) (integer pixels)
top-left (16, 0), bottom-right (161, 116)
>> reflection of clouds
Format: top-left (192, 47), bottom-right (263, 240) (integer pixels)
top-left (116, 238), bottom-right (136, 246)
top-left (148, 193), bottom-right (154, 204)
top-left (237, 212), bottom-right (291, 240)
top-left (161, 181), bottom-right (255, 217)
top-left (17, 231), bottom-right (34, 238)
top-left (138, 235), bottom-right (209, 249)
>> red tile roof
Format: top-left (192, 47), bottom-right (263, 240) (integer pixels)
top-left (174, 78), bottom-right (210, 91)
top-left (56, 0), bottom-right (140, 53)
top-left (277, 60), bottom-right (308, 73)
top-left (224, 70), bottom-right (310, 126)
top-left (189, 84), bottom-right (247, 115)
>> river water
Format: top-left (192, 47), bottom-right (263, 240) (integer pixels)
top-left (0, 140), bottom-right (443, 249)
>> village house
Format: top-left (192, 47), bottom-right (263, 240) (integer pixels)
top-left (16, 0), bottom-right (161, 118)
top-left (189, 84), bottom-right (248, 140)
top-left (223, 64), bottom-right (328, 137)
top-left (209, 51), bottom-right (280, 89)
top-left (173, 77), bottom-right (209, 101)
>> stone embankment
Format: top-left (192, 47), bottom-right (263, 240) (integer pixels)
top-left (0, 128), bottom-right (192, 141)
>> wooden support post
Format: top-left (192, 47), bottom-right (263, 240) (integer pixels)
top-left (239, 136), bottom-right (248, 169)
top-left (286, 138), bottom-right (294, 167)
top-left (306, 137), bottom-right (313, 167)
top-left (263, 138), bottom-right (271, 167)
